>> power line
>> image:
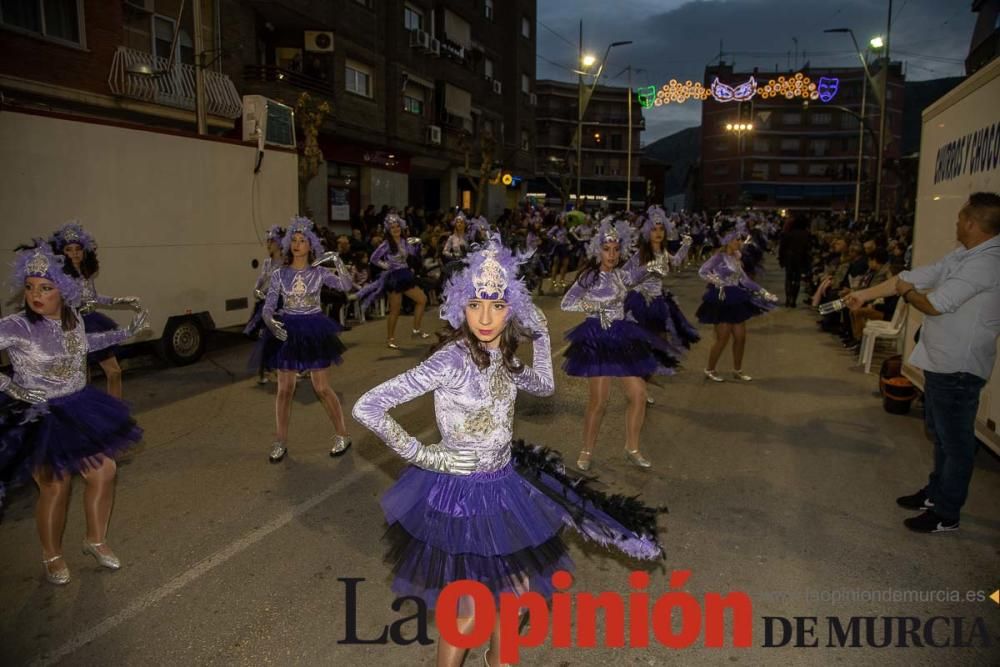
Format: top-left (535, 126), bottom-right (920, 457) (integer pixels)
top-left (537, 20), bottom-right (576, 49)
top-left (536, 53), bottom-right (578, 74)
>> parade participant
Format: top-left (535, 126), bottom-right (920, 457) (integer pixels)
top-left (568, 214), bottom-right (594, 266)
top-left (356, 213), bottom-right (430, 349)
top-left (561, 218), bottom-right (677, 470)
top-left (0, 243), bottom-right (148, 585)
top-left (696, 227), bottom-right (778, 383)
top-left (51, 222), bottom-right (143, 399)
top-left (353, 235), bottom-right (663, 667)
top-left (441, 212), bottom-right (470, 284)
top-left (259, 217), bottom-right (354, 463)
top-left (547, 214), bottom-right (572, 292)
top-left (244, 224), bottom-right (285, 384)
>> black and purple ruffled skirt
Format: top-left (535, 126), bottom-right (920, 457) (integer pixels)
top-left (256, 313), bottom-right (345, 371)
top-left (0, 387), bottom-right (142, 507)
top-left (562, 317), bottom-right (679, 378)
top-left (624, 291), bottom-right (701, 350)
top-left (695, 285), bottom-right (773, 324)
top-left (82, 311), bottom-right (119, 363)
top-left (381, 441), bottom-right (664, 612)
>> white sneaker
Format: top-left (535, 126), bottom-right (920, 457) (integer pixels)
top-left (732, 370), bottom-right (752, 382)
top-left (704, 369), bottom-right (724, 382)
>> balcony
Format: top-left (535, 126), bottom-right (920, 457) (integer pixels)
top-left (108, 47), bottom-right (242, 118)
top-left (243, 65), bottom-right (337, 98)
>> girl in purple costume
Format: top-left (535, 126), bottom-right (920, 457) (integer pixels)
top-left (353, 235), bottom-right (663, 667)
top-left (244, 225), bottom-right (285, 384)
top-left (51, 222), bottom-right (144, 399)
top-left (546, 214), bottom-right (572, 291)
top-left (626, 208), bottom-right (701, 354)
top-left (695, 230), bottom-right (778, 383)
top-left (0, 243), bottom-right (148, 585)
top-left (561, 218), bottom-right (678, 471)
top-left (259, 217), bottom-right (354, 463)
top-left (356, 213), bottom-right (430, 350)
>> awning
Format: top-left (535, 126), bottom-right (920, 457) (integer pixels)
top-left (444, 84), bottom-right (472, 120)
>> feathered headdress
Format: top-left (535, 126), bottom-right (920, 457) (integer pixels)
top-left (719, 217), bottom-right (749, 246)
top-left (382, 212), bottom-right (407, 234)
top-left (265, 224), bottom-right (285, 243)
top-left (51, 221), bottom-right (96, 253)
top-left (11, 240), bottom-right (82, 307)
top-left (280, 216), bottom-right (324, 255)
top-left (439, 233), bottom-right (534, 331)
top-left (586, 216), bottom-right (635, 259)
top-left (468, 215), bottom-right (490, 239)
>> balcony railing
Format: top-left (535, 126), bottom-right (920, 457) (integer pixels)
top-left (243, 64), bottom-right (336, 98)
top-left (108, 46), bottom-right (243, 118)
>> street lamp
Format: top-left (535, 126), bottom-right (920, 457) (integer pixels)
top-left (825, 27), bottom-right (883, 221)
top-left (575, 40), bottom-right (632, 209)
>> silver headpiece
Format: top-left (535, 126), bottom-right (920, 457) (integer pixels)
top-left (26, 250), bottom-right (50, 276)
top-left (471, 248), bottom-right (508, 299)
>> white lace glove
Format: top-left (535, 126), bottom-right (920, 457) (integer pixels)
top-left (112, 296), bottom-right (144, 312)
top-left (582, 300), bottom-right (614, 330)
top-left (263, 313), bottom-right (288, 341)
top-left (125, 309), bottom-right (151, 338)
top-left (408, 443), bottom-right (478, 475)
top-left (645, 255), bottom-right (670, 276)
top-left (2, 380), bottom-right (46, 404)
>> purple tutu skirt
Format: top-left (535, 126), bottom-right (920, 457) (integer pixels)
top-left (562, 317), bottom-right (678, 378)
top-left (382, 441), bottom-right (664, 611)
top-left (243, 300), bottom-right (265, 338)
top-left (625, 291), bottom-right (701, 350)
top-left (0, 387), bottom-right (142, 507)
top-left (384, 268), bottom-right (417, 293)
top-left (695, 285), bottom-right (770, 324)
top-left (83, 311), bottom-right (119, 363)
top-left (255, 313), bottom-right (345, 371)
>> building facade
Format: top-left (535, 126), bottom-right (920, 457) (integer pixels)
top-left (530, 79), bottom-right (644, 211)
top-left (699, 62), bottom-right (905, 213)
top-left (223, 0), bottom-right (537, 226)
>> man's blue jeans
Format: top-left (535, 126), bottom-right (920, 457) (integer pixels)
top-left (922, 370), bottom-right (987, 521)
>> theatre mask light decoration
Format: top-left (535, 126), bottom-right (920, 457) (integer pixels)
top-left (638, 72), bottom-right (840, 107)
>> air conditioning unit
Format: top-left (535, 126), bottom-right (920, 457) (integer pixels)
top-left (409, 30), bottom-right (431, 51)
top-left (528, 93), bottom-right (537, 106)
top-left (427, 125), bottom-right (442, 145)
top-left (492, 79), bottom-right (503, 95)
top-left (429, 38), bottom-right (441, 56)
top-left (304, 30), bottom-right (334, 53)
top-left (242, 95), bottom-right (297, 148)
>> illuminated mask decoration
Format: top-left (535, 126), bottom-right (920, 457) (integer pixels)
top-left (636, 85), bottom-right (656, 108)
top-left (817, 77), bottom-right (840, 103)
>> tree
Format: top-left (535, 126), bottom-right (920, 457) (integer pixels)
top-left (295, 92), bottom-right (331, 217)
top-left (457, 127), bottom-right (498, 216)
top-left (541, 153), bottom-right (574, 209)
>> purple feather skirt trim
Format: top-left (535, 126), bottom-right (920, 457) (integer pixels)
top-left (0, 387), bottom-right (142, 508)
top-left (254, 313), bottom-right (345, 371)
top-left (625, 291), bottom-right (701, 350)
top-left (695, 285), bottom-right (771, 324)
top-left (83, 311), bottom-right (119, 363)
top-left (382, 453), bottom-right (662, 612)
top-left (562, 317), bottom-right (678, 378)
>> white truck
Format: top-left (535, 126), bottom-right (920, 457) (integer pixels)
top-left (0, 108), bottom-right (298, 364)
top-left (905, 56), bottom-right (1000, 455)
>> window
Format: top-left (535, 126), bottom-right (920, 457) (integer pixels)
top-left (811, 139), bottom-right (829, 156)
top-left (753, 138), bottom-right (769, 152)
top-left (782, 112), bottom-right (801, 125)
top-left (808, 163), bottom-right (828, 176)
top-left (345, 60), bottom-right (373, 98)
top-left (751, 163), bottom-right (769, 179)
top-left (521, 16), bottom-right (531, 39)
top-left (484, 0), bottom-right (494, 21)
top-left (714, 140), bottom-right (729, 152)
top-left (779, 163), bottom-right (799, 176)
top-left (610, 134), bottom-right (623, 151)
top-left (521, 129), bottom-right (530, 151)
top-left (810, 112), bottom-right (832, 125)
top-left (521, 73), bottom-right (530, 94)
top-left (483, 118), bottom-right (495, 137)
top-left (484, 57), bottom-right (495, 79)
top-left (403, 4), bottom-right (423, 31)
top-left (609, 158), bottom-right (621, 176)
top-left (153, 15), bottom-right (194, 65)
top-left (713, 164), bottom-right (730, 176)
top-left (1, 0), bottom-right (83, 45)
top-left (593, 160), bottom-right (606, 176)
top-left (780, 138), bottom-right (800, 151)
top-left (403, 85), bottom-right (424, 115)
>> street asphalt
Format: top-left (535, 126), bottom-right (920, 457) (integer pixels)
top-left (1, 264), bottom-right (997, 666)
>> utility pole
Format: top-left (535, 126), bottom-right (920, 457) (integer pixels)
top-left (875, 0), bottom-right (892, 224)
top-left (626, 64), bottom-right (632, 212)
top-left (576, 20), bottom-right (583, 210)
top-left (854, 60), bottom-right (867, 222)
top-left (192, 0), bottom-right (208, 135)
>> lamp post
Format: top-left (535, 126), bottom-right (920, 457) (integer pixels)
top-left (725, 122), bottom-right (754, 185)
top-left (574, 36), bottom-right (632, 209)
top-left (824, 27), bottom-right (885, 221)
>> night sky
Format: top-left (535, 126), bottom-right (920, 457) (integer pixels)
top-left (536, 0), bottom-right (976, 143)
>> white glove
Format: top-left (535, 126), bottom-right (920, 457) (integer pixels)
top-left (645, 255), bottom-right (670, 276)
top-left (254, 288), bottom-right (267, 301)
top-left (406, 237), bottom-right (422, 246)
top-left (263, 313), bottom-right (288, 341)
top-left (408, 443), bottom-right (478, 475)
top-left (125, 309), bottom-right (151, 337)
top-left (2, 380), bottom-right (45, 404)
top-left (112, 296), bottom-right (143, 312)
top-left (754, 289), bottom-right (779, 304)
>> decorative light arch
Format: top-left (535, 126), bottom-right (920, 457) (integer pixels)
top-left (636, 72), bottom-right (840, 108)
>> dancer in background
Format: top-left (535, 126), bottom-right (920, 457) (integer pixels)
top-left (696, 228), bottom-right (778, 382)
top-left (353, 236), bottom-right (663, 667)
top-left (0, 243), bottom-right (148, 585)
top-left (441, 212), bottom-right (470, 284)
top-left (51, 222), bottom-right (143, 399)
top-left (259, 217), bottom-right (354, 463)
top-left (245, 224), bottom-right (285, 384)
top-left (357, 213), bottom-right (429, 350)
top-left (561, 218), bottom-right (677, 470)
top-left (547, 213), bottom-right (571, 292)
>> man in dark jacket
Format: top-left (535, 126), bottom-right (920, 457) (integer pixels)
top-left (778, 215), bottom-right (811, 307)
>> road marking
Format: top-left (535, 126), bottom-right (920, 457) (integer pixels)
top-left (31, 426), bottom-right (438, 667)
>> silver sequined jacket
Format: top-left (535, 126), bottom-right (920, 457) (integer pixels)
top-left (263, 266), bottom-right (353, 317)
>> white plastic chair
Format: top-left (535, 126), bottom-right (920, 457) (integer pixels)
top-left (858, 298), bottom-right (907, 374)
